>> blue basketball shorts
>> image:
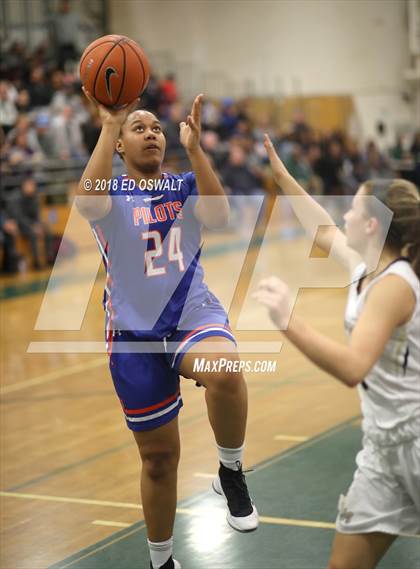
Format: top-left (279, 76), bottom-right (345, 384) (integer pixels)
top-left (108, 292), bottom-right (236, 431)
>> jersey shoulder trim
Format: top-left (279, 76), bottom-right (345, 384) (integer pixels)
top-left (351, 263), bottom-right (366, 285)
top-left (383, 261), bottom-right (419, 302)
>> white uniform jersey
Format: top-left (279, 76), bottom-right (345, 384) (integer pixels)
top-left (344, 258), bottom-right (420, 433)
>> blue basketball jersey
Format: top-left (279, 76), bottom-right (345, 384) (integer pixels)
top-left (90, 172), bottom-right (209, 338)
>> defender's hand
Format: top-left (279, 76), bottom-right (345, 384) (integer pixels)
top-left (253, 276), bottom-right (292, 329)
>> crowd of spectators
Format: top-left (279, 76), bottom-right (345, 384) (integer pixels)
top-left (1, 32), bottom-right (419, 274)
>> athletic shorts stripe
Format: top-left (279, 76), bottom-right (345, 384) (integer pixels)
top-left (123, 390), bottom-right (180, 415)
top-left (124, 395), bottom-right (182, 423)
top-left (172, 324), bottom-right (236, 367)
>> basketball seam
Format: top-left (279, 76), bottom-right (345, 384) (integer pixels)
top-left (79, 40), bottom-right (115, 72)
top-left (114, 43), bottom-right (126, 108)
top-left (124, 41), bottom-right (146, 95)
top-left (93, 37), bottom-right (125, 105)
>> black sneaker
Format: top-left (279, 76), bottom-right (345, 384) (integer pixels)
top-left (212, 462), bottom-right (259, 532)
top-left (149, 556), bottom-right (181, 569)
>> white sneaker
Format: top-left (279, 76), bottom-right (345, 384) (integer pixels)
top-left (212, 463), bottom-right (259, 532)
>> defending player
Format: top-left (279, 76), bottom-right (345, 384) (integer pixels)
top-left (255, 135), bottom-right (419, 569)
top-left (76, 92), bottom-right (259, 569)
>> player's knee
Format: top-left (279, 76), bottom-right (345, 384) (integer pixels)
top-left (209, 358), bottom-right (244, 394)
top-left (140, 448), bottom-right (179, 481)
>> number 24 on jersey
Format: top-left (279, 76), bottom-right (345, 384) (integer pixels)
top-left (142, 228), bottom-right (185, 277)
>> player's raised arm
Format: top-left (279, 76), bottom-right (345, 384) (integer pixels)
top-left (76, 89), bottom-right (138, 220)
top-left (253, 274), bottom-right (415, 387)
top-left (264, 134), bottom-right (358, 269)
top-left (180, 94), bottom-right (230, 229)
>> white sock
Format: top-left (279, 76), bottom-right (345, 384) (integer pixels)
top-left (148, 536), bottom-right (173, 568)
top-left (217, 443), bottom-right (244, 471)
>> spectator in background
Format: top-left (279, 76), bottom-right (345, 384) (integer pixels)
top-left (7, 130), bottom-right (44, 168)
top-left (284, 143), bottom-right (312, 188)
top-left (0, 211), bottom-right (21, 274)
top-left (221, 144), bottom-right (261, 196)
top-left (410, 131), bottom-right (420, 186)
top-left (306, 143), bottom-right (321, 166)
top-left (201, 130), bottom-right (227, 171)
top-left (50, 105), bottom-right (85, 159)
top-left (201, 99), bottom-right (221, 131)
top-left (7, 115), bottom-right (42, 155)
top-left (221, 143), bottom-right (264, 232)
top-left (389, 134), bottom-right (405, 161)
top-left (344, 137), bottom-right (363, 167)
top-left (51, 0), bottom-right (81, 71)
top-left (52, 73), bottom-right (87, 119)
top-left (232, 119), bottom-right (257, 163)
top-left (292, 110), bottom-right (312, 149)
top-left (0, 81), bottom-right (18, 135)
top-left (14, 177), bottom-right (54, 270)
top-left (81, 108), bottom-right (102, 155)
top-left (271, 124), bottom-right (295, 162)
top-left (410, 131), bottom-right (420, 159)
top-left (343, 156), bottom-right (369, 194)
top-left (30, 40), bottom-right (49, 66)
top-left (163, 102), bottom-right (187, 159)
top-left (219, 98), bottom-right (241, 140)
top-left (305, 143), bottom-right (323, 194)
top-left (35, 113), bottom-right (55, 157)
top-left (139, 73), bottom-right (162, 114)
top-left (49, 70), bottom-right (67, 113)
top-left (252, 110), bottom-right (276, 145)
top-left (388, 132), bottom-right (420, 186)
top-left (15, 88), bottom-right (31, 114)
top-left (160, 73), bottom-right (178, 107)
top-left (365, 140), bottom-right (393, 179)
top-left (1, 41), bottom-right (28, 83)
top-left (314, 139), bottom-right (344, 194)
top-left (0, 130), bottom-right (11, 174)
top-left (236, 118), bottom-right (253, 139)
top-left (341, 138), bottom-right (368, 194)
top-left (26, 66), bottom-right (54, 109)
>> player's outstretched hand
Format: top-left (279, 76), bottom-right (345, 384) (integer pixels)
top-left (180, 94), bottom-right (203, 153)
top-left (253, 276), bottom-right (292, 329)
top-left (264, 134), bottom-right (291, 187)
top-left (82, 86), bottom-right (139, 127)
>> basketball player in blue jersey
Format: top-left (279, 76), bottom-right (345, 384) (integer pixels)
top-left (76, 90), bottom-right (258, 569)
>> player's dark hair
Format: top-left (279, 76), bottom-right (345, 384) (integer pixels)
top-left (363, 179), bottom-right (420, 278)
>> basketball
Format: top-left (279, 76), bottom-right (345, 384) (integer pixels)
top-left (79, 34), bottom-right (150, 108)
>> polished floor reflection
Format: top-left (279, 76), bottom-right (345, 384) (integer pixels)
top-left (47, 423), bottom-right (418, 569)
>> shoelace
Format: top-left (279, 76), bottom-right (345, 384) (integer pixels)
top-left (220, 462), bottom-right (254, 514)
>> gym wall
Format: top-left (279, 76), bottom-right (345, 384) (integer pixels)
top-left (108, 0), bottom-right (415, 142)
